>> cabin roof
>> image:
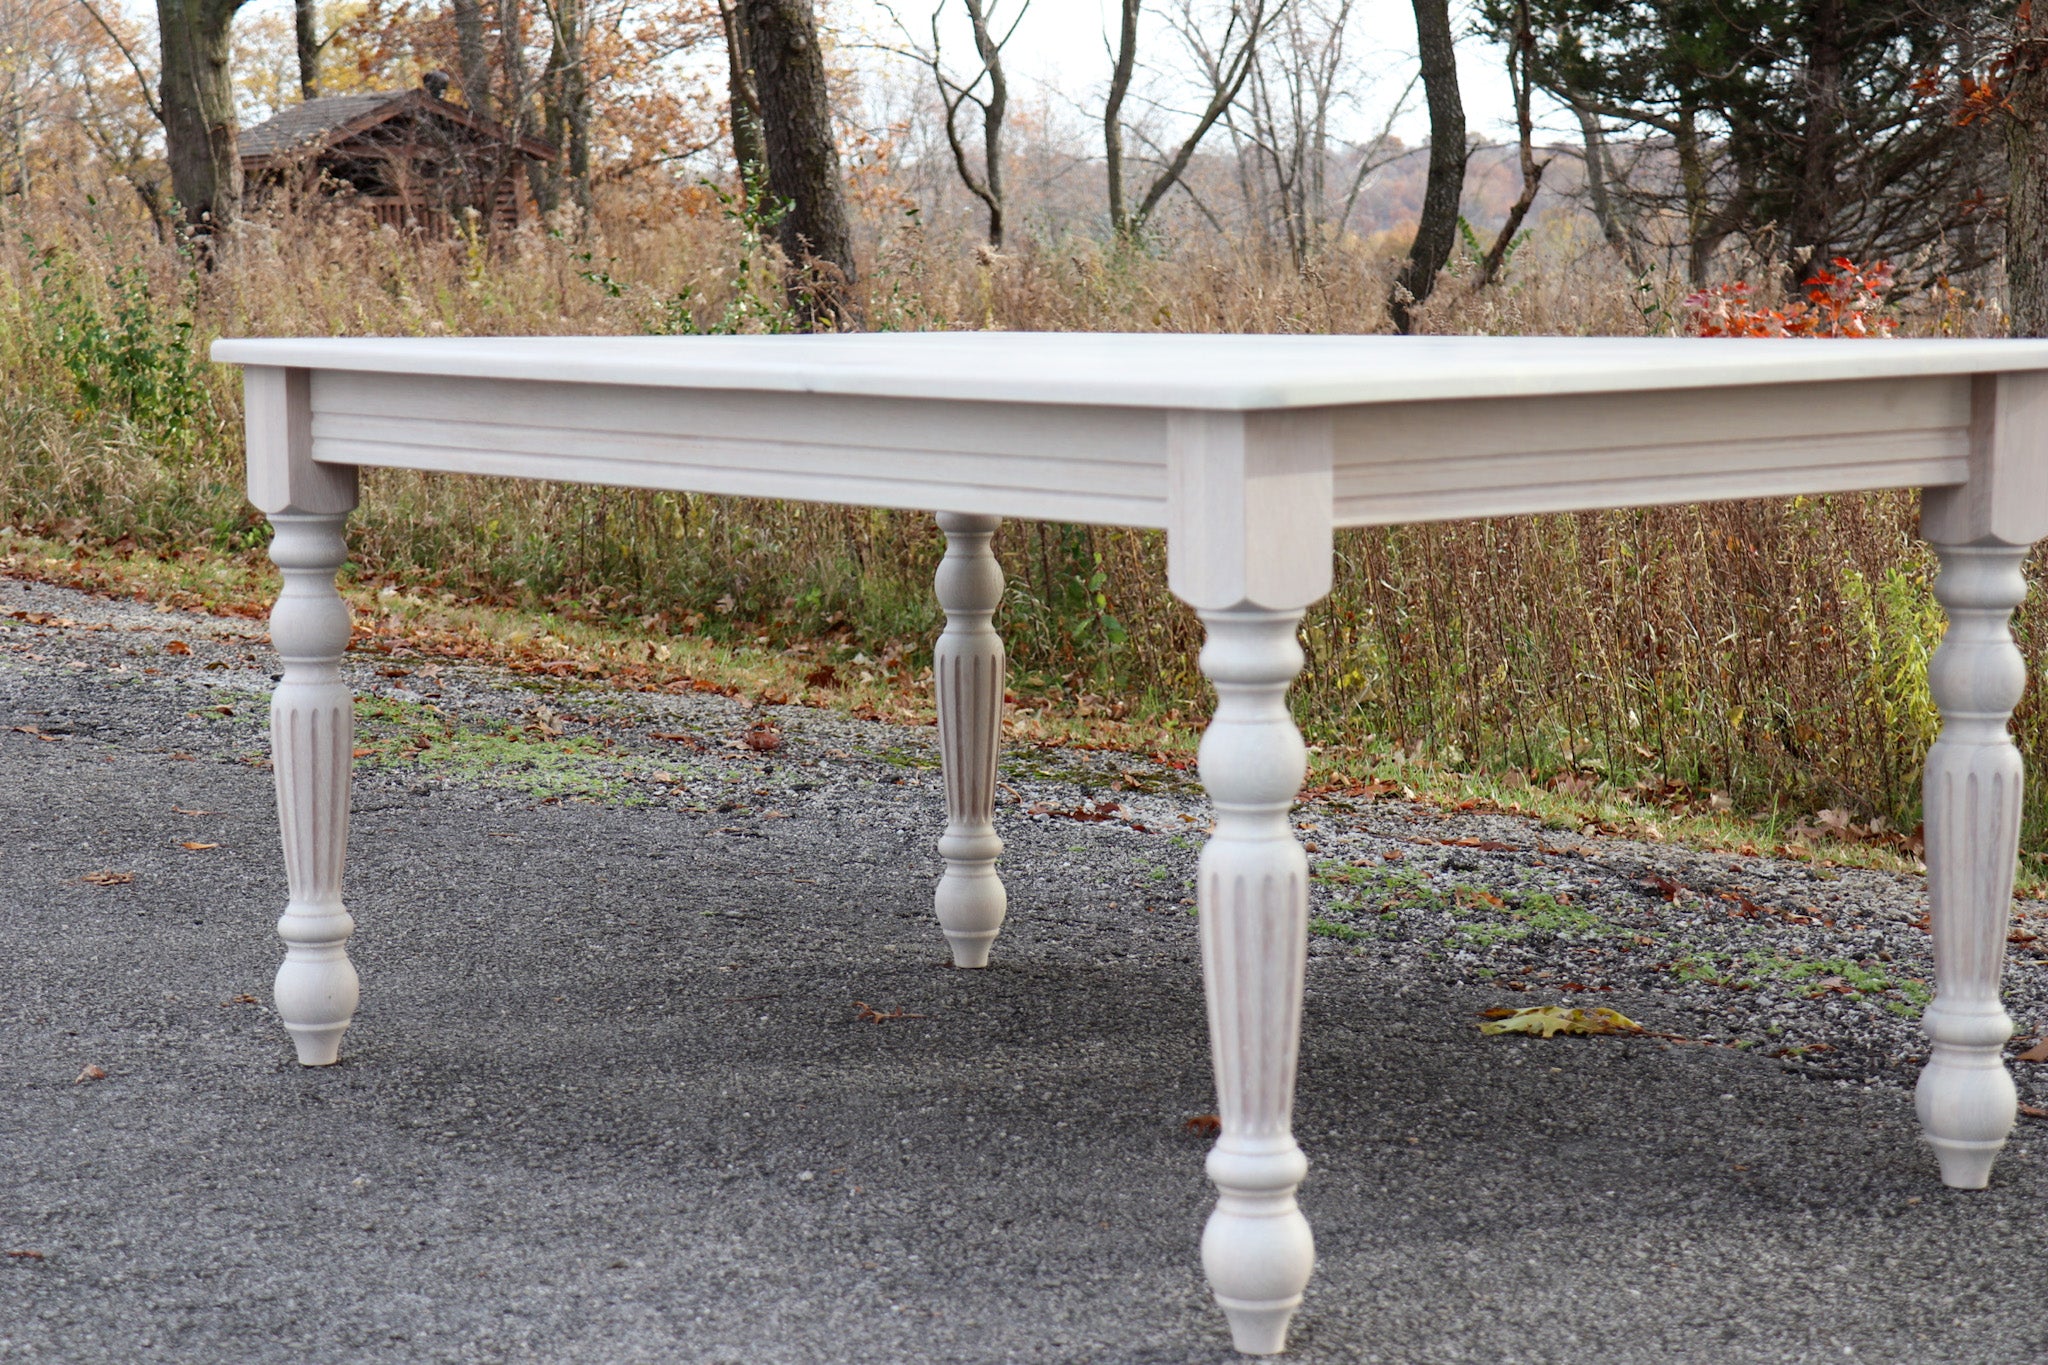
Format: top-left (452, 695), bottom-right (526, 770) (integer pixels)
top-left (239, 89), bottom-right (556, 168)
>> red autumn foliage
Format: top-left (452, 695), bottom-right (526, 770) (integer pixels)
top-left (1681, 257), bottom-right (1897, 339)
top-left (1910, 1), bottom-right (2048, 128)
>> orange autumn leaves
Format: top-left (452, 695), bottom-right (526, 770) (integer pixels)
top-left (1683, 258), bottom-right (1898, 339)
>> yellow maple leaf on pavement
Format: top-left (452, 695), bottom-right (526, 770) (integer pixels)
top-left (1478, 1005), bottom-right (1642, 1038)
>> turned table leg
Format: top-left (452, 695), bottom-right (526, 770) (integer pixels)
top-left (245, 365), bottom-right (363, 1066)
top-left (1912, 373), bottom-right (2048, 1190)
top-left (267, 511), bottom-right (360, 1065)
top-left (1195, 603), bottom-right (1316, 1355)
top-left (1916, 535), bottom-right (2028, 1187)
top-left (1167, 409), bottom-right (1333, 1355)
top-left (932, 512), bottom-right (1007, 968)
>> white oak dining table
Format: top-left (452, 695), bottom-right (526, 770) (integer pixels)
top-left (211, 332), bottom-right (2048, 1356)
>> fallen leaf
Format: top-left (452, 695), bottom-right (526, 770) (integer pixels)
top-left (853, 1001), bottom-right (927, 1023)
top-left (221, 994), bottom-right (260, 1007)
top-left (2022, 1104), bottom-right (2048, 1120)
top-left (651, 731), bottom-right (706, 750)
top-left (164, 640), bottom-right (190, 656)
top-left (1635, 875), bottom-right (1683, 902)
top-left (171, 807), bottom-right (217, 816)
top-left (180, 841), bottom-right (220, 851)
top-left (1183, 1114), bottom-right (1222, 1137)
top-left (1815, 807), bottom-right (1855, 836)
top-left (743, 722), bottom-right (783, 752)
top-left (81, 870), bottom-right (133, 887)
top-left (2016, 1038), bottom-right (2048, 1063)
top-left (74, 1065), bottom-right (106, 1084)
top-left (351, 747), bottom-right (377, 758)
top-left (1028, 799), bottom-right (1127, 824)
top-left (3, 1250), bottom-right (45, 1261)
top-left (1479, 1005), bottom-right (1642, 1039)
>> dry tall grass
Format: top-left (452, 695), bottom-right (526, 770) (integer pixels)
top-left (0, 198), bottom-right (2031, 850)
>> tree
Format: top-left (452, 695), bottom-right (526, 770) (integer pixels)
top-left (1225, 0), bottom-right (1411, 267)
top-left (537, 0), bottom-right (594, 217)
top-left (1391, 0), bottom-right (1464, 332)
top-left (20, 0), bottom-right (170, 223)
top-left (1484, 0), bottom-right (2007, 285)
top-left (157, 0), bottom-right (253, 251)
top-left (737, 0), bottom-right (859, 325)
top-left (451, 0), bottom-right (493, 115)
top-left (1474, 0), bottom-right (1547, 286)
top-left (883, 0), bottom-right (1025, 248)
top-left (293, 0), bottom-right (320, 98)
top-left (718, 0), bottom-right (768, 185)
top-left (1105, 0), bottom-right (1271, 241)
top-left (1997, 3), bottom-right (2048, 334)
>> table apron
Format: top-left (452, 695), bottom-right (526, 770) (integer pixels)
top-left (1331, 375), bottom-right (1973, 526)
top-left (305, 371), bottom-right (1173, 527)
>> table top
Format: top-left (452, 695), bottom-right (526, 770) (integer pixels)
top-left (210, 333), bottom-right (2048, 411)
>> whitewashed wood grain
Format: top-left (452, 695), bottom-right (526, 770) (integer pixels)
top-left (932, 512), bottom-right (1008, 969)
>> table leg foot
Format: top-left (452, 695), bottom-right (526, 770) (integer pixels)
top-left (934, 512), bottom-right (1007, 969)
top-left (1195, 603), bottom-right (1315, 1355)
top-left (268, 510), bottom-right (359, 1066)
top-left (1916, 537), bottom-right (2027, 1187)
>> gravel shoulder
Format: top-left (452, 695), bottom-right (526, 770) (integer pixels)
top-left (4, 572), bottom-right (2047, 1364)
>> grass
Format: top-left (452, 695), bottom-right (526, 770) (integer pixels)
top-left (1665, 950), bottom-right (1931, 1015)
top-left (349, 695), bottom-right (660, 803)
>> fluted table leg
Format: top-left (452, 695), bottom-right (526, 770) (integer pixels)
top-left (1167, 409), bottom-right (1334, 1356)
top-left (1195, 604), bottom-right (1316, 1355)
top-left (267, 511), bottom-right (359, 1065)
top-left (1916, 535), bottom-right (2028, 1187)
top-left (244, 364), bottom-right (363, 1067)
top-left (1912, 372), bottom-right (2048, 1191)
top-left (932, 512), bottom-right (1007, 968)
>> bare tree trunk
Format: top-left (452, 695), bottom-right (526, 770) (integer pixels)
top-left (719, 0), bottom-right (768, 187)
top-left (293, 0), bottom-right (320, 99)
top-left (451, 0), bottom-right (493, 117)
top-left (1476, 0), bottom-right (1544, 288)
top-left (966, 0), bottom-right (1008, 247)
top-left (498, 0), bottom-right (552, 214)
top-left (1678, 101), bottom-right (1715, 284)
top-left (540, 0), bottom-right (593, 218)
top-left (1572, 100), bottom-right (1645, 275)
top-left (1103, 0), bottom-right (1139, 234)
top-left (2009, 4), bottom-right (2048, 336)
top-left (920, 0), bottom-right (1015, 247)
top-left (157, 0), bottom-right (248, 255)
top-left (1786, 0), bottom-right (1844, 286)
top-left (739, 0), bottom-right (860, 326)
top-left (1392, 0), bottom-right (1464, 332)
